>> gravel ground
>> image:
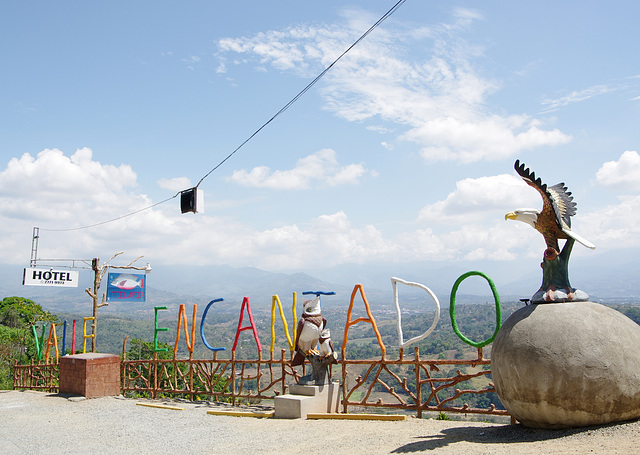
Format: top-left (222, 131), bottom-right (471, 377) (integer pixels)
top-left (1, 390), bottom-right (639, 454)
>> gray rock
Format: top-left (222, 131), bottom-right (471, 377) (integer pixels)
top-left (492, 301), bottom-right (640, 429)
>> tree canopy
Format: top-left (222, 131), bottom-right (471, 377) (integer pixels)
top-left (0, 296), bottom-right (58, 329)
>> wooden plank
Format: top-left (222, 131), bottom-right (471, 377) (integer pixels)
top-left (136, 402), bottom-right (185, 411)
top-left (206, 410), bottom-right (275, 418)
top-left (306, 413), bottom-right (407, 421)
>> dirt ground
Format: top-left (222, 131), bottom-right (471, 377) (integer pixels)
top-left (1, 390), bottom-right (639, 454)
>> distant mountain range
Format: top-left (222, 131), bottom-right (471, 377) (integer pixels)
top-left (1, 248), bottom-right (639, 318)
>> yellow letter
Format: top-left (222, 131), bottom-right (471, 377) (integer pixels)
top-left (270, 294), bottom-right (295, 353)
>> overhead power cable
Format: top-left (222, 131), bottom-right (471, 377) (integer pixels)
top-left (39, 0), bottom-right (408, 232)
top-left (39, 195), bottom-right (178, 232)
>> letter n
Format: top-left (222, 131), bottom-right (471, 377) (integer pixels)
top-left (174, 304), bottom-right (197, 356)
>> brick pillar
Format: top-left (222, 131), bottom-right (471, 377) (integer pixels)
top-left (59, 353), bottom-right (120, 398)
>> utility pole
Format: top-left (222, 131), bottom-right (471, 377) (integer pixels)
top-left (85, 252), bottom-right (150, 352)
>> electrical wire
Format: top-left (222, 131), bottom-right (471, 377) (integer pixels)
top-left (195, 0), bottom-right (407, 188)
top-left (39, 194), bottom-right (178, 232)
top-left (38, 0), bottom-right (408, 233)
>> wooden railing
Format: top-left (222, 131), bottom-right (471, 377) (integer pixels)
top-left (13, 360), bottom-right (59, 393)
top-left (14, 347), bottom-right (507, 418)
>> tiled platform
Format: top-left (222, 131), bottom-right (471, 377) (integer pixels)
top-left (274, 382), bottom-right (340, 418)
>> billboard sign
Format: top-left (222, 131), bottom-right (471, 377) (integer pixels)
top-left (23, 268), bottom-right (79, 287)
top-left (106, 272), bottom-right (146, 302)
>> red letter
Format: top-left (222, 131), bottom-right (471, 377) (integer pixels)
top-left (232, 297), bottom-right (262, 352)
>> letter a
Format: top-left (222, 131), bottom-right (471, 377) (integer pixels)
top-left (343, 284), bottom-right (386, 357)
top-left (232, 297), bottom-right (262, 352)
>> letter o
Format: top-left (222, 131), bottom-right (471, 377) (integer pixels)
top-left (450, 271), bottom-right (502, 348)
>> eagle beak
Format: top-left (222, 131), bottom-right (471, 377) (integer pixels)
top-left (505, 211), bottom-right (517, 221)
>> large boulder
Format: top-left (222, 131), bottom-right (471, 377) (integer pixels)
top-left (492, 301), bottom-right (640, 428)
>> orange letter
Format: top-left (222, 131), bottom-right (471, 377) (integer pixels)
top-left (342, 284), bottom-right (386, 358)
top-left (44, 323), bottom-right (59, 363)
top-left (174, 304), bottom-right (197, 356)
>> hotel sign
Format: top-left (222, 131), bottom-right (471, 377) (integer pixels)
top-left (23, 268), bottom-right (79, 288)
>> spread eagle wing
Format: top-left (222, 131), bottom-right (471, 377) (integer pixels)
top-left (294, 317), bottom-right (305, 351)
top-left (514, 160), bottom-right (595, 250)
top-left (291, 318), bottom-right (307, 366)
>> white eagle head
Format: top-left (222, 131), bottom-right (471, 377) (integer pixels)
top-left (505, 209), bottom-right (539, 229)
top-left (320, 328), bottom-right (330, 339)
top-left (303, 296), bottom-right (321, 316)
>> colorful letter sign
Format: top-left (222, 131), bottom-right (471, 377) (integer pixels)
top-left (106, 272), bottom-right (146, 302)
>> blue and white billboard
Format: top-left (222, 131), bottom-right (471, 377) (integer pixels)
top-left (106, 272), bottom-right (146, 302)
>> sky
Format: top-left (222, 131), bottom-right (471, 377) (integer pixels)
top-left (2, 1), bottom-right (640, 293)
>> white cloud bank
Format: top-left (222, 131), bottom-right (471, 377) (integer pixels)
top-left (1, 148), bottom-right (638, 272)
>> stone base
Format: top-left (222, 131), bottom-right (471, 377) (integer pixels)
top-left (530, 288), bottom-right (589, 303)
top-left (59, 353), bottom-right (121, 398)
top-left (274, 382), bottom-right (340, 419)
top-left (492, 301), bottom-right (640, 428)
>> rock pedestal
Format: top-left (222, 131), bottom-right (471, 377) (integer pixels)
top-left (492, 302), bottom-right (640, 428)
top-left (274, 383), bottom-right (340, 419)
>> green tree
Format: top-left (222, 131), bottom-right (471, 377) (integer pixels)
top-left (0, 297), bottom-right (58, 329)
top-left (0, 296), bottom-right (59, 389)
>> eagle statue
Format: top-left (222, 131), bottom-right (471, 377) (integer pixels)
top-left (318, 328), bottom-right (335, 358)
top-left (506, 159), bottom-right (595, 251)
top-left (318, 328), bottom-right (338, 364)
top-left (291, 293), bottom-right (338, 385)
top-left (506, 160), bottom-right (594, 303)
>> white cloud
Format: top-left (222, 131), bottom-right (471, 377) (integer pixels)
top-left (182, 55), bottom-right (201, 70)
top-left (157, 177), bottom-right (192, 192)
top-left (0, 148), bottom-right (139, 221)
top-left (228, 149), bottom-right (371, 189)
top-left (541, 84), bottom-right (615, 113)
top-left (408, 115), bottom-right (570, 163)
top-left (0, 148), bottom-right (151, 263)
top-left (578, 194), bottom-right (640, 250)
top-left (595, 151), bottom-right (640, 192)
top-left (418, 174), bottom-right (539, 223)
top-left (217, 9), bottom-right (570, 164)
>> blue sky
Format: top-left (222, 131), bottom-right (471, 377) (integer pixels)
top-left (2, 1), bottom-right (640, 290)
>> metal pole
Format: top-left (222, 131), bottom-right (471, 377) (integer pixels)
top-left (30, 227), bottom-right (39, 267)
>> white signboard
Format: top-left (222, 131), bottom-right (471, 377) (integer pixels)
top-left (23, 268), bottom-right (79, 288)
